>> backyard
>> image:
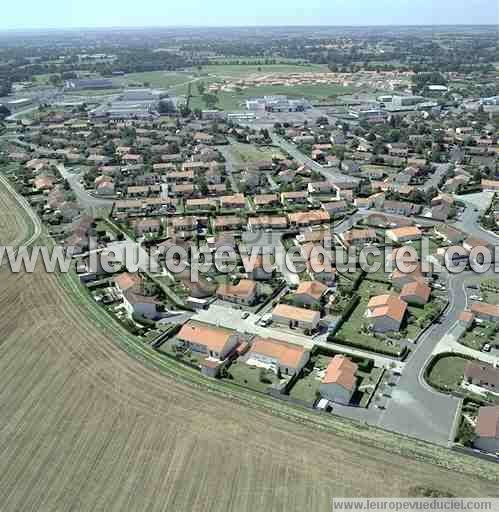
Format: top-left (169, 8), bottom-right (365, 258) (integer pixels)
top-left (459, 322), bottom-right (499, 351)
top-left (223, 360), bottom-right (280, 393)
top-left (287, 351), bottom-right (384, 408)
top-left (333, 280), bottom-right (406, 357)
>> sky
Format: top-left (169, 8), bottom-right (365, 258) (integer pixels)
top-left (0, 0), bottom-right (496, 30)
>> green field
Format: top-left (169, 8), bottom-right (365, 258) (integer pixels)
top-left (197, 63), bottom-right (329, 79)
top-left (228, 142), bottom-right (285, 165)
top-left (118, 71), bottom-right (195, 89)
top-left (427, 356), bottom-right (469, 391)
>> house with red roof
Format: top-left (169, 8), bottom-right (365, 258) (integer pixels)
top-left (319, 355), bottom-right (358, 405)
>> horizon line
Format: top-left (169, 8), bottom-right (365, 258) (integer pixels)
top-left (0, 23), bottom-right (496, 33)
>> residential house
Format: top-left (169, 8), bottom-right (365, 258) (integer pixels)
top-left (319, 355), bottom-right (358, 405)
top-left (114, 272), bottom-right (159, 320)
top-left (481, 180), bottom-right (499, 192)
top-left (386, 226), bottom-right (422, 244)
top-left (95, 176), bottom-right (115, 195)
top-left (470, 303), bottom-right (499, 323)
top-left (253, 194), bottom-right (280, 209)
top-left (281, 191), bottom-right (309, 204)
top-left (288, 210), bottom-right (330, 228)
top-left (177, 321), bottom-right (240, 360)
top-left (216, 279), bottom-right (257, 306)
top-left (246, 337), bottom-right (310, 376)
top-left (272, 304), bottom-right (320, 331)
top-left (307, 181), bottom-right (338, 196)
top-left (133, 218), bottom-right (161, 237)
top-left (383, 200), bottom-right (421, 216)
top-left (399, 281), bottom-right (431, 306)
top-left (474, 406), bottom-right (499, 453)
top-left (213, 215), bottom-right (244, 232)
top-left (366, 294), bottom-right (407, 333)
top-left (434, 225), bottom-right (466, 245)
top-left (391, 264), bottom-right (427, 290)
top-left (171, 216), bottom-right (199, 239)
top-left (293, 280), bottom-right (328, 307)
top-left (322, 200), bottom-right (348, 217)
top-left (465, 361), bottom-right (499, 392)
top-left (220, 193), bottom-right (246, 210)
top-left (247, 215), bottom-right (288, 231)
top-left (34, 176), bottom-right (56, 191)
top-left (185, 198), bottom-right (217, 211)
top-left (341, 228), bottom-right (377, 247)
top-left (241, 254), bottom-right (274, 281)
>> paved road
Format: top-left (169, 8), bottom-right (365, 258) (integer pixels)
top-left (377, 266), bottom-right (499, 447)
top-left (57, 163), bottom-right (114, 211)
top-left (422, 163), bottom-right (451, 193)
top-left (271, 134), bottom-right (358, 183)
top-left (216, 144), bottom-right (241, 193)
top-left (454, 192), bottom-right (498, 248)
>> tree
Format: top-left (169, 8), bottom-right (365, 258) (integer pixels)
top-left (0, 105), bottom-right (11, 120)
top-left (196, 81), bottom-right (206, 96)
top-left (202, 93), bottom-right (219, 109)
top-left (158, 99), bottom-right (175, 114)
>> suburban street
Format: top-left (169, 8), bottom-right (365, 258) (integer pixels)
top-left (215, 144), bottom-right (241, 192)
top-left (454, 192), bottom-right (498, 247)
top-left (271, 133), bottom-right (358, 183)
top-left (57, 163), bottom-right (114, 210)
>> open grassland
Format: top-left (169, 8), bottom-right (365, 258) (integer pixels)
top-left (228, 142), bottom-right (285, 165)
top-left (197, 63), bottom-right (329, 79)
top-left (118, 71), bottom-right (196, 89)
top-left (0, 185), bottom-right (497, 510)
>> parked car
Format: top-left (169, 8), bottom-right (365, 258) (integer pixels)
top-left (482, 344), bottom-right (491, 352)
top-left (241, 312), bottom-right (250, 319)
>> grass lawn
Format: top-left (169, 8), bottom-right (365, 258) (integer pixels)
top-left (427, 356), bottom-right (469, 391)
top-left (334, 280), bottom-right (405, 356)
top-left (228, 142), bottom-right (284, 165)
top-left (289, 375), bottom-right (321, 403)
top-left (288, 354), bottom-right (333, 403)
top-left (460, 323), bottom-right (499, 351)
top-left (225, 361), bottom-right (278, 393)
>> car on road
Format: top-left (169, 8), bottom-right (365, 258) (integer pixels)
top-left (241, 312), bottom-right (250, 319)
